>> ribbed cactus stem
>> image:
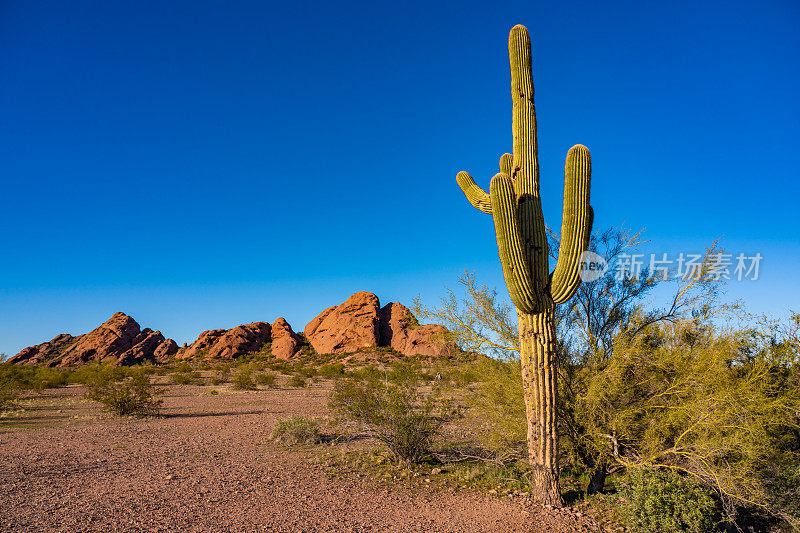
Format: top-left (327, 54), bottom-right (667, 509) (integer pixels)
top-left (456, 171), bottom-right (492, 214)
top-left (490, 172), bottom-right (537, 313)
top-left (455, 24), bottom-right (593, 507)
top-left (551, 144), bottom-right (593, 303)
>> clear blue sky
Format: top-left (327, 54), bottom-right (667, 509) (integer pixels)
top-left (1, 0), bottom-right (798, 356)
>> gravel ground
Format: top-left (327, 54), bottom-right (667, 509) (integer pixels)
top-left (0, 382), bottom-right (610, 532)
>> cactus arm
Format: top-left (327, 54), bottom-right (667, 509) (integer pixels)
top-left (500, 153), bottom-right (514, 177)
top-left (550, 144), bottom-right (592, 304)
top-left (490, 172), bottom-right (538, 313)
top-left (457, 171), bottom-right (493, 214)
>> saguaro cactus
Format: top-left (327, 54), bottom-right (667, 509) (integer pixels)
top-left (456, 24), bottom-right (593, 507)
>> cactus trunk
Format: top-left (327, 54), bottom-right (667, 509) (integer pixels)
top-left (519, 307), bottom-right (561, 506)
top-left (456, 24), bottom-right (594, 507)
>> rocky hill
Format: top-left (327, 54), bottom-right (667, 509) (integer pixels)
top-left (304, 291), bottom-right (452, 357)
top-left (8, 312), bottom-right (178, 367)
top-left (176, 317), bottom-right (302, 361)
top-left (9, 291), bottom-right (456, 366)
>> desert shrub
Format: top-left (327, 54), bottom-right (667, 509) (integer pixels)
top-left (446, 364), bottom-right (481, 388)
top-left (232, 365), bottom-right (257, 390)
top-left (213, 363), bottom-right (232, 383)
top-left (0, 374), bottom-right (20, 411)
top-left (318, 362), bottom-right (345, 379)
top-left (255, 372), bottom-right (276, 387)
top-left (294, 364), bottom-right (316, 378)
top-left (70, 362), bottom-right (130, 386)
top-left (288, 374), bottom-right (306, 388)
top-left (467, 356), bottom-right (527, 458)
top-left (272, 416), bottom-right (322, 445)
top-left (583, 320), bottom-right (800, 523)
top-left (0, 364), bottom-right (73, 393)
top-left (329, 375), bottom-right (459, 463)
top-left (388, 360), bottom-right (422, 383)
top-left (171, 361), bottom-right (193, 374)
top-left (85, 368), bottom-right (163, 417)
top-left (170, 370), bottom-right (203, 385)
top-left (32, 367), bottom-right (72, 389)
top-left (348, 365), bottom-right (382, 381)
top-left (620, 467), bottom-right (719, 533)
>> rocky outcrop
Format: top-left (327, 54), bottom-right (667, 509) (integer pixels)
top-left (9, 334), bottom-right (75, 366)
top-left (178, 322), bottom-right (272, 360)
top-left (379, 302), bottom-right (453, 357)
top-left (11, 293), bottom-right (456, 366)
top-left (304, 292), bottom-right (456, 357)
top-left (8, 312), bottom-right (178, 367)
top-left (304, 292), bottom-right (381, 355)
top-left (153, 338), bottom-right (179, 363)
top-left (270, 318), bottom-right (302, 360)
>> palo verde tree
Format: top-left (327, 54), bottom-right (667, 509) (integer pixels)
top-left (455, 24), bottom-right (593, 506)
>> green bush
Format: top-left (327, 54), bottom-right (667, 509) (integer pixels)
top-left (171, 361), bottom-right (194, 374)
top-left (70, 362), bottom-right (129, 386)
top-left (348, 365), bottom-right (382, 382)
top-left (0, 382), bottom-right (19, 411)
top-left (255, 372), bottom-right (276, 387)
top-left (32, 367), bottom-right (71, 389)
top-left (620, 467), bottom-right (719, 533)
top-left (232, 365), bottom-right (257, 390)
top-left (318, 362), bottom-right (345, 379)
top-left (272, 416), bottom-right (322, 445)
top-left (212, 363), bottom-right (232, 384)
top-left (85, 368), bottom-right (163, 417)
top-left (329, 375), bottom-right (459, 463)
top-left (0, 363), bottom-right (72, 393)
top-left (288, 374), bottom-right (306, 388)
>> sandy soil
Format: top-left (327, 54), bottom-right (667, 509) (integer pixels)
top-left (0, 381), bottom-right (611, 532)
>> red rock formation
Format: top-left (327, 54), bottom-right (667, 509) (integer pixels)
top-left (11, 293), bottom-right (457, 366)
top-left (8, 334), bottom-right (75, 366)
top-left (379, 302), bottom-right (454, 357)
top-left (270, 317), bottom-right (302, 360)
top-left (153, 338), bottom-right (179, 363)
top-left (304, 292), bottom-right (381, 355)
top-left (178, 322), bottom-right (271, 360)
top-left (9, 312), bottom-right (178, 367)
top-left (304, 292), bottom-right (456, 357)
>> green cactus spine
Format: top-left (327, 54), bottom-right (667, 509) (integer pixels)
top-left (456, 24), bottom-right (593, 507)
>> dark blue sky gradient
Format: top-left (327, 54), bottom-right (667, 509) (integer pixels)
top-left (1, 0), bottom-right (798, 355)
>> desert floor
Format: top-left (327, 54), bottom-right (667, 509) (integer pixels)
top-left (0, 380), bottom-right (613, 532)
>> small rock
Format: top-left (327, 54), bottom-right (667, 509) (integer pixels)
top-left (430, 468), bottom-right (442, 475)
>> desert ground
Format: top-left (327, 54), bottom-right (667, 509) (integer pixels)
top-left (0, 376), bottom-right (615, 533)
